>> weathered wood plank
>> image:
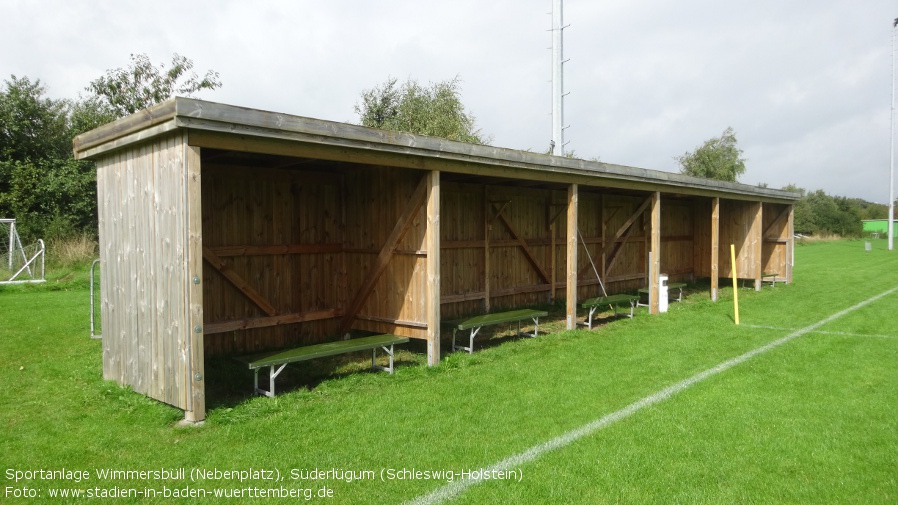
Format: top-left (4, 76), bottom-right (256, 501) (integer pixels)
top-left (711, 197), bottom-right (720, 302)
top-left (649, 192), bottom-right (661, 314)
top-left (566, 184), bottom-right (578, 329)
top-left (204, 309), bottom-right (342, 334)
top-left (184, 143), bottom-right (205, 422)
top-left (752, 202), bottom-right (763, 291)
top-left (208, 243), bottom-right (342, 256)
top-left (425, 170), bottom-right (441, 366)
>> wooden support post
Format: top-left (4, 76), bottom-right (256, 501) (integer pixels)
top-left (425, 170), bottom-right (441, 366)
top-left (753, 202), bottom-right (763, 291)
top-left (786, 204), bottom-right (794, 283)
top-left (649, 192), bottom-right (661, 314)
top-left (711, 197), bottom-right (720, 302)
top-left (600, 194), bottom-right (606, 281)
top-left (184, 144), bottom-right (205, 423)
top-left (566, 184), bottom-right (578, 329)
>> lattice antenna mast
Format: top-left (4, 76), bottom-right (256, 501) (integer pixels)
top-left (889, 17), bottom-right (896, 251)
top-left (551, 0), bottom-right (570, 156)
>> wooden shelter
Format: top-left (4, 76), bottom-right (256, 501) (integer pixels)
top-left (74, 98), bottom-right (798, 422)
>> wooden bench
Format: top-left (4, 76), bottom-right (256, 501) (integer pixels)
top-left (451, 308), bottom-right (548, 354)
top-left (637, 282), bottom-right (686, 307)
top-left (237, 334), bottom-right (409, 397)
top-left (742, 273), bottom-right (780, 289)
top-left (578, 294), bottom-right (639, 329)
top-left (761, 272), bottom-right (779, 287)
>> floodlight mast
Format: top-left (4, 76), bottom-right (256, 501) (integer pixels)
top-left (552, 0), bottom-right (565, 156)
top-left (890, 17), bottom-right (897, 251)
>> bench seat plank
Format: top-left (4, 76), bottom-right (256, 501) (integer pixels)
top-left (580, 294), bottom-right (639, 309)
top-left (637, 282), bottom-right (687, 306)
top-left (243, 334), bottom-right (408, 369)
top-left (761, 272), bottom-right (780, 287)
top-left (455, 309), bottom-right (548, 331)
top-left (451, 308), bottom-right (548, 354)
top-left (238, 334), bottom-right (409, 397)
top-left (579, 294), bottom-right (639, 329)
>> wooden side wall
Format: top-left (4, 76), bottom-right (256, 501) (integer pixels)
top-left (761, 203), bottom-right (791, 281)
top-left (97, 131), bottom-right (200, 414)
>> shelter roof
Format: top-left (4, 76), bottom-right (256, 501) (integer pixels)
top-left (74, 97), bottom-right (799, 203)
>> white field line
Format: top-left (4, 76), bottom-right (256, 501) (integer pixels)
top-left (743, 325), bottom-right (898, 340)
top-left (403, 285), bottom-right (898, 505)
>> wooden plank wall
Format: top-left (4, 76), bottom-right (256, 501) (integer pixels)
top-left (343, 166), bottom-right (430, 339)
top-left (695, 199), bottom-right (761, 280)
top-left (762, 203), bottom-right (791, 281)
top-left (660, 200), bottom-right (695, 283)
top-left (197, 159), bottom-right (755, 355)
top-left (693, 198), bottom-right (712, 278)
top-left (201, 162), bottom-right (344, 354)
top-left (96, 131), bottom-right (195, 412)
top-left (201, 162), bottom-right (433, 353)
top-left (439, 184), bottom-right (688, 319)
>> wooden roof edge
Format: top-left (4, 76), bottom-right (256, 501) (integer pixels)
top-left (72, 99), bottom-right (179, 157)
top-left (72, 97), bottom-right (801, 202)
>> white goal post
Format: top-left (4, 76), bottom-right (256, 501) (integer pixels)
top-left (0, 219), bottom-right (45, 284)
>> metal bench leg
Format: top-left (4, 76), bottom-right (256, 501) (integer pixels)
top-left (628, 300), bottom-right (635, 318)
top-left (372, 344), bottom-right (397, 374)
top-left (519, 317), bottom-right (540, 338)
top-left (453, 326), bottom-right (481, 353)
top-left (256, 363), bottom-right (288, 397)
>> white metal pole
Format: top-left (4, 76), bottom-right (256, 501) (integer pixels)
top-left (552, 0), bottom-right (564, 156)
top-left (7, 221), bottom-right (13, 271)
top-left (890, 18), bottom-right (896, 251)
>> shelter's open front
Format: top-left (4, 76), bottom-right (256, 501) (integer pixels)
top-left (75, 98), bottom-right (798, 422)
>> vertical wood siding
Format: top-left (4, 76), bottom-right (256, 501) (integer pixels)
top-left (97, 132), bottom-right (197, 413)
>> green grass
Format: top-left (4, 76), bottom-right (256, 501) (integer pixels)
top-left (1, 239), bottom-right (896, 503)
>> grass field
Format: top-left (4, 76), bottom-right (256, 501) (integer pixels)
top-left (1, 239), bottom-right (896, 504)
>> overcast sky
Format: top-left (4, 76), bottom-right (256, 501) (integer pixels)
top-left (4, 0), bottom-right (896, 202)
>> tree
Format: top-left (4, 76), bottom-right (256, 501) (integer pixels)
top-left (0, 76), bottom-right (100, 241)
top-left (676, 127), bottom-right (746, 182)
top-left (783, 184), bottom-right (867, 237)
top-left (0, 76), bottom-right (70, 162)
top-left (88, 53), bottom-right (221, 118)
top-left (354, 76), bottom-right (489, 144)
